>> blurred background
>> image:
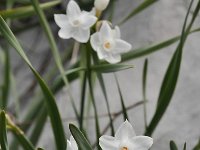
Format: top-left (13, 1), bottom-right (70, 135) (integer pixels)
top-left (0, 0), bottom-right (200, 149)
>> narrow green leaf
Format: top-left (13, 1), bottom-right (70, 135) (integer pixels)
top-left (145, 0), bottom-right (200, 136)
top-left (91, 52), bottom-right (115, 136)
top-left (69, 124), bottom-right (93, 150)
top-left (119, 0), bottom-right (158, 25)
top-left (193, 139), bottom-right (200, 150)
top-left (0, 16), bottom-right (66, 150)
top-left (37, 148), bottom-right (44, 150)
top-left (86, 44), bottom-right (101, 150)
top-left (10, 130), bottom-right (35, 150)
top-left (114, 74), bottom-right (129, 121)
top-left (91, 64), bottom-right (133, 73)
top-left (0, 111), bottom-right (8, 150)
top-left (1, 48), bottom-right (10, 109)
top-left (170, 141), bottom-right (178, 150)
top-left (183, 143), bottom-right (186, 150)
top-left (121, 27), bottom-right (200, 62)
top-left (29, 107), bottom-right (47, 146)
top-left (142, 59), bottom-right (148, 129)
top-left (0, 0), bottom-right (61, 19)
top-left (30, 0), bottom-right (79, 121)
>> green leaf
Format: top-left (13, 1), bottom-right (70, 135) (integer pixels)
top-left (119, 0), bottom-right (158, 25)
top-left (1, 48), bottom-right (10, 109)
top-left (114, 74), bottom-right (129, 121)
top-left (142, 59), bottom-right (148, 129)
top-left (29, 107), bottom-right (47, 146)
top-left (193, 139), bottom-right (200, 150)
top-left (0, 110), bottom-right (8, 150)
top-left (69, 124), bottom-right (93, 150)
top-left (0, 16), bottom-right (66, 150)
top-left (91, 52), bottom-right (115, 136)
top-left (183, 143), bottom-right (186, 150)
top-left (30, 0), bottom-right (79, 121)
top-left (10, 129), bottom-right (35, 150)
top-left (91, 64), bottom-right (133, 73)
top-left (0, 0), bottom-right (61, 19)
top-left (145, 0), bottom-right (200, 136)
top-left (121, 27), bottom-right (200, 62)
top-left (170, 141), bottom-right (178, 150)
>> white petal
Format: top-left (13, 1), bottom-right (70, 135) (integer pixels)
top-left (90, 7), bottom-right (96, 16)
top-left (131, 136), bottom-right (153, 150)
top-left (97, 47), bottom-right (108, 59)
top-left (67, 0), bottom-right (81, 19)
top-left (100, 21), bottom-right (113, 41)
top-left (99, 135), bottom-right (119, 150)
top-left (90, 32), bottom-right (101, 51)
top-left (54, 14), bottom-right (69, 28)
top-left (115, 120), bottom-right (136, 140)
top-left (105, 54), bottom-right (121, 64)
top-left (113, 26), bottom-right (121, 38)
top-left (80, 11), bottom-right (97, 29)
top-left (113, 39), bottom-right (132, 54)
top-left (72, 28), bottom-right (90, 43)
top-left (58, 26), bottom-right (74, 39)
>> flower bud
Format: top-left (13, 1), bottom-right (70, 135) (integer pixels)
top-left (94, 0), bottom-right (110, 11)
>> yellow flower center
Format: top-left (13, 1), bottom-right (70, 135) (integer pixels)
top-left (104, 42), bottom-right (111, 49)
top-left (121, 146), bottom-right (128, 150)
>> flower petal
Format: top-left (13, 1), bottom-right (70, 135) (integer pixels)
top-left (115, 120), bottom-right (136, 140)
top-left (58, 26), bottom-right (74, 39)
top-left (72, 28), bottom-right (90, 43)
top-left (100, 21), bottom-right (113, 41)
top-left (54, 14), bottom-right (69, 28)
top-left (113, 26), bottom-right (121, 39)
top-left (99, 135), bottom-right (119, 150)
top-left (90, 32), bottom-right (101, 51)
top-left (67, 0), bottom-right (81, 19)
top-left (131, 136), bottom-right (153, 150)
top-left (80, 11), bottom-right (97, 29)
top-left (113, 39), bottom-right (132, 54)
top-left (105, 54), bottom-right (121, 64)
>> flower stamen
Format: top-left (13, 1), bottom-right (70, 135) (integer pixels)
top-left (121, 146), bottom-right (128, 150)
top-left (104, 42), bottom-right (111, 49)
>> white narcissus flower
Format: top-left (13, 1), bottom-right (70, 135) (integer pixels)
top-left (94, 0), bottom-right (110, 11)
top-left (67, 136), bottom-right (78, 150)
top-left (54, 0), bottom-right (97, 43)
top-left (99, 120), bottom-right (153, 150)
top-left (90, 22), bottom-right (132, 63)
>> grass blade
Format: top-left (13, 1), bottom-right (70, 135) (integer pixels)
top-left (193, 139), bottom-right (200, 150)
top-left (119, 0), bottom-right (158, 25)
top-left (30, 0), bottom-right (79, 120)
top-left (69, 124), bottom-right (93, 150)
top-left (0, 48), bottom-right (10, 109)
top-left (121, 27), bottom-right (200, 62)
top-left (0, 111), bottom-right (8, 150)
top-left (91, 52), bottom-right (115, 136)
top-left (7, 114), bottom-right (35, 150)
top-left (145, 0), bottom-right (200, 136)
top-left (91, 64), bottom-right (133, 73)
top-left (0, 16), bottom-right (66, 150)
top-left (142, 59), bottom-right (148, 129)
top-left (114, 74), bottom-right (129, 121)
top-left (170, 141), bottom-right (178, 150)
top-left (0, 0), bottom-right (61, 19)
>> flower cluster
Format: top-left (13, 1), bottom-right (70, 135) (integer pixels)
top-left (54, 0), bottom-right (132, 63)
top-left (68, 120), bottom-right (153, 150)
